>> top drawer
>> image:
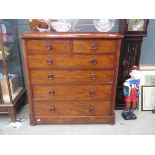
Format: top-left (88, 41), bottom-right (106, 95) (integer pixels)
top-left (73, 39), bottom-right (116, 54)
top-left (27, 39), bottom-right (71, 54)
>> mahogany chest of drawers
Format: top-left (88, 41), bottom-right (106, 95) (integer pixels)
top-left (22, 32), bottom-right (123, 125)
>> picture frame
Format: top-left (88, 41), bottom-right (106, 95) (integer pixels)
top-left (138, 65), bottom-right (155, 111)
top-left (141, 85), bottom-right (155, 111)
top-left (140, 70), bottom-right (155, 85)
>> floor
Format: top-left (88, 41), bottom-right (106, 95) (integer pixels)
top-left (0, 104), bottom-right (155, 135)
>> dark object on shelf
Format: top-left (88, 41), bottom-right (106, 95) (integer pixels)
top-left (115, 19), bottom-right (149, 109)
top-left (0, 20), bottom-right (26, 122)
top-left (22, 32), bottom-right (123, 125)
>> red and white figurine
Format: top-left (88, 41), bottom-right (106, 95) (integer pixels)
top-left (122, 66), bottom-right (140, 120)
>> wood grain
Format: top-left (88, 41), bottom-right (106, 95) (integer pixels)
top-left (33, 115), bottom-right (115, 124)
top-left (73, 39), bottom-right (116, 53)
top-left (34, 101), bottom-right (111, 116)
top-left (30, 69), bottom-right (114, 84)
top-left (28, 54), bottom-right (115, 69)
top-left (32, 84), bottom-right (112, 101)
top-left (21, 32), bottom-right (122, 125)
top-left (27, 39), bottom-right (71, 54)
top-left (21, 32), bottom-right (123, 39)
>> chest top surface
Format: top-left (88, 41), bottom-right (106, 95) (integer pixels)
top-left (21, 32), bottom-right (123, 39)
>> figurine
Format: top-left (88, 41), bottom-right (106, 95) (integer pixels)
top-left (122, 66), bottom-right (140, 120)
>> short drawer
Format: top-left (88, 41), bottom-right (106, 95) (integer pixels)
top-left (30, 69), bottom-right (114, 84)
top-left (28, 55), bottom-right (115, 69)
top-left (34, 101), bottom-right (111, 116)
top-left (27, 39), bottom-right (71, 54)
top-left (32, 84), bottom-right (112, 101)
top-left (73, 39), bottom-right (116, 53)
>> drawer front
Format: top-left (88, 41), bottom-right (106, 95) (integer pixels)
top-left (30, 69), bottom-right (114, 84)
top-left (27, 39), bottom-right (71, 54)
top-left (34, 101), bottom-right (111, 116)
top-left (32, 85), bottom-right (112, 101)
top-left (28, 55), bottom-right (115, 69)
top-left (73, 39), bottom-right (116, 53)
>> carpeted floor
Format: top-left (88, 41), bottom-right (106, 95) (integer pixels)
top-left (0, 104), bottom-right (155, 135)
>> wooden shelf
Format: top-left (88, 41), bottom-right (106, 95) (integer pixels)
top-left (0, 88), bottom-right (26, 109)
top-left (0, 19), bottom-right (26, 122)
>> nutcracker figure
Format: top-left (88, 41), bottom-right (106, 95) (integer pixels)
top-left (122, 66), bottom-right (140, 120)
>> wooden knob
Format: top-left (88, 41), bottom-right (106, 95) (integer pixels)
top-left (89, 90), bottom-right (96, 95)
top-left (49, 107), bottom-right (55, 112)
top-left (48, 74), bottom-right (54, 80)
top-left (92, 43), bottom-right (97, 50)
top-left (45, 44), bottom-right (52, 50)
top-left (91, 58), bottom-right (97, 65)
top-left (49, 90), bottom-right (55, 96)
top-left (89, 106), bottom-right (95, 112)
top-left (47, 59), bottom-right (53, 65)
top-left (90, 74), bottom-right (96, 80)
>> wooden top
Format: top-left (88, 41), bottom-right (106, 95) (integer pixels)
top-left (21, 32), bottom-right (123, 39)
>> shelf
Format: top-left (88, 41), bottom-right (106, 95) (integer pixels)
top-left (0, 88), bottom-right (26, 108)
top-left (0, 19), bottom-right (26, 121)
top-left (2, 87), bottom-right (23, 103)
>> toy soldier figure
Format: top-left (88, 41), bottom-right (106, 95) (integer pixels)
top-left (122, 66), bottom-right (140, 120)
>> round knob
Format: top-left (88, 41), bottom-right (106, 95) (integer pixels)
top-left (89, 106), bottom-right (95, 112)
top-left (47, 59), bottom-right (53, 65)
top-left (91, 58), bottom-right (97, 65)
top-left (89, 90), bottom-right (96, 95)
top-left (48, 74), bottom-right (54, 80)
top-left (45, 44), bottom-right (52, 50)
top-left (49, 90), bottom-right (55, 96)
top-left (49, 107), bottom-right (55, 112)
top-left (90, 74), bottom-right (96, 80)
top-left (91, 43), bottom-right (97, 50)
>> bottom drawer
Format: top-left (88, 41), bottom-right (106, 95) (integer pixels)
top-left (34, 101), bottom-right (111, 116)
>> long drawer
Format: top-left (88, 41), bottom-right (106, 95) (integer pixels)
top-left (27, 39), bottom-right (71, 54)
top-left (28, 54), bottom-right (115, 69)
top-left (34, 101), bottom-right (111, 116)
top-left (73, 39), bottom-right (116, 53)
top-left (30, 69), bottom-right (114, 84)
top-left (32, 85), bottom-right (112, 101)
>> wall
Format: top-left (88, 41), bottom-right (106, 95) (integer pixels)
top-left (17, 19), bottom-right (155, 65)
top-left (140, 19), bottom-right (155, 64)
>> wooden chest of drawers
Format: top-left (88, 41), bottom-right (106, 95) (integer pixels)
top-left (22, 32), bottom-right (123, 125)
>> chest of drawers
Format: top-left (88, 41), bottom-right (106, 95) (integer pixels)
top-left (22, 32), bottom-right (123, 125)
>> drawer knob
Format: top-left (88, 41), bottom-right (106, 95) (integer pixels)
top-left (89, 90), bottom-right (96, 95)
top-left (90, 74), bottom-right (96, 80)
top-left (92, 43), bottom-right (97, 50)
top-left (49, 90), bottom-right (55, 96)
top-left (89, 106), bottom-right (95, 112)
top-left (91, 58), bottom-right (97, 65)
top-left (47, 59), bottom-right (53, 65)
top-left (45, 44), bottom-right (52, 50)
top-left (48, 74), bottom-right (54, 80)
top-left (49, 107), bottom-right (55, 112)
